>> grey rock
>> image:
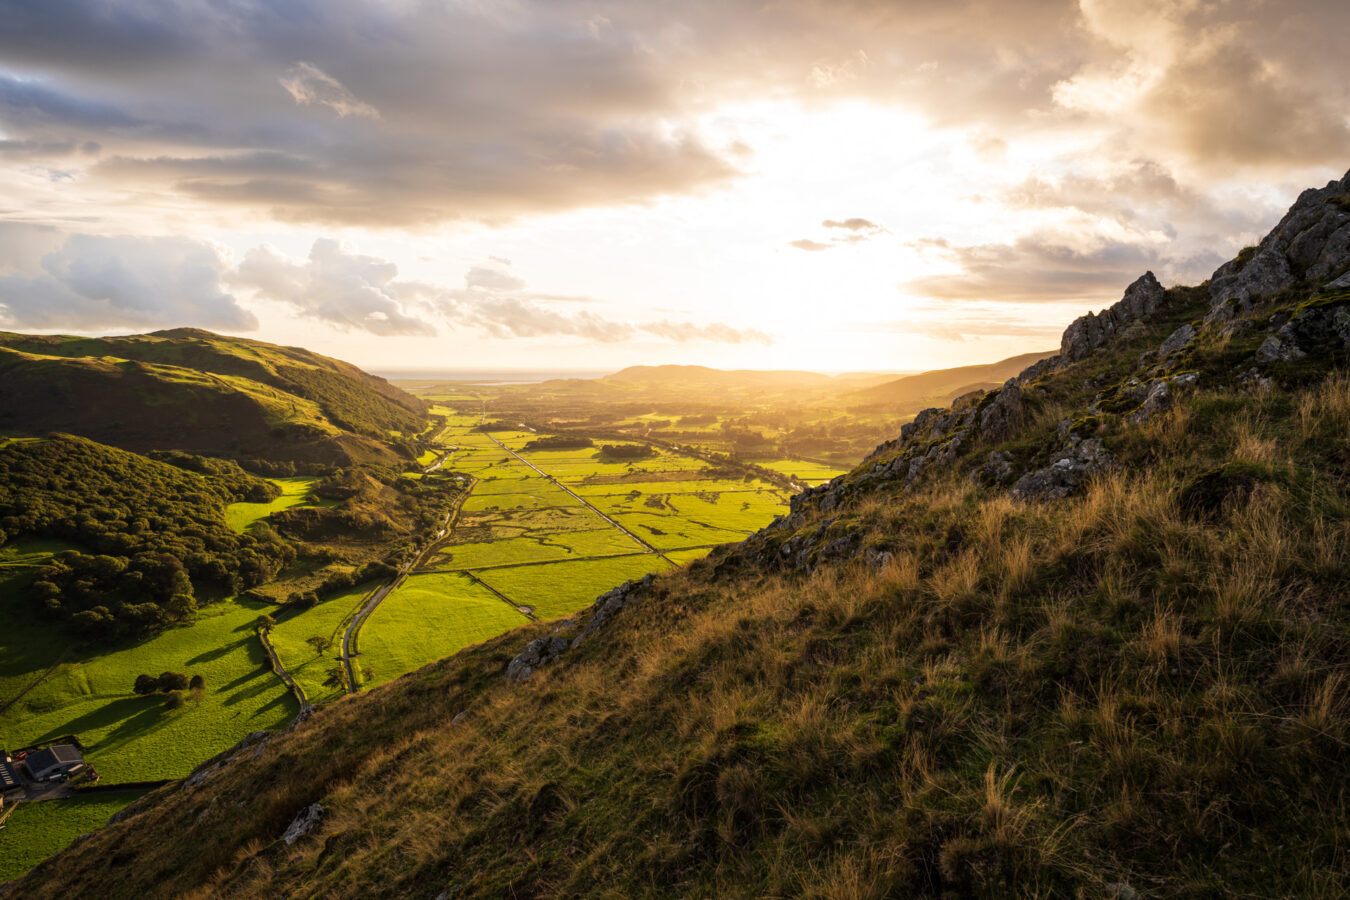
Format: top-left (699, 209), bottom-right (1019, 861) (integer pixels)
top-left (506, 635), bottom-right (571, 682)
top-left (1209, 169), bottom-right (1350, 312)
top-left (576, 573), bottom-right (656, 643)
top-left (978, 380), bottom-right (1023, 443)
top-left (1014, 354), bottom-right (1062, 385)
top-left (1061, 272), bottom-right (1167, 362)
top-left (1158, 322), bottom-right (1196, 357)
top-left (1126, 380), bottom-right (1172, 426)
top-left (1010, 438), bottom-right (1113, 501)
top-left (1328, 269), bottom-right (1350, 289)
top-left (977, 450), bottom-right (1014, 485)
top-left (1105, 883), bottom-right (1140, 900)
top-left (282, 803), bottom-right (324, 846)
top-left (451, 711), bottom-right (468, 725)
top-left (1255, 333), bottom-right (1306, 363)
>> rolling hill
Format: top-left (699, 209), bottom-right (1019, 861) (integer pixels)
top-left (0, 329), bottom-right (428, 466)
top-left (844, 350), bottom-right (1056, 410)
top-left (9, 169), bottom-right (1350, 898)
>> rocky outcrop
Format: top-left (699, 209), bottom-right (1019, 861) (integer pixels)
top-left (281, 803), bottom-right (324, 846)
top-left (1060, 272), bottom-right (1168, 362)
top-left (978, 380), bottom-right (1023, 443)
top-left (1010, 437), bottom-right (1114, 501)
top-left (506, 636), bottom-right (570, 682)
top-left (1207, 169), bottom-right (1350, 324)
top-left (1253, 300), bottom-right (1350, 364)
top-left (1158, 323), bottom-right (1197, 358)
top-left (576, 573), bottom-right (656, 643)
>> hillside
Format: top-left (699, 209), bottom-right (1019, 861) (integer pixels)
top-left (9, 171), bottom-right (1350, 898)
top-left (0, 329), bottom-right (428, 466)
top-left (845, 350), bottom-right (1056, 410)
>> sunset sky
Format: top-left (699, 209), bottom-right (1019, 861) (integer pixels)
top-left (1, 1), bottom-right (1348, 374)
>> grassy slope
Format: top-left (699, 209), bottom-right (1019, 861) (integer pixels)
top-left (0, 792), bottom-right (147, 883)
top-left (358, 573), bottom-right (529, 687)
top-left (12, 279), bottom-right (1350, 899)
top-left (0, 329), bottom-right (424, 464)
top-left (268, 582), bottom-right (378, 705)
top-left (0, 596), bottom-right (297, 782)
top-left (225, 477), bottom-right (329, 533)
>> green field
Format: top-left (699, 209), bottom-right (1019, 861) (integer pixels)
top-left (477, 556), bottom-right (675, 620)
top-left (225, 477), bottom-right (329, 532)
top-left (749, 457), bottom-right (850, 484)
top-left (0, 791), bottom-right (148, 883)
top-left (462, 489), bottom-right (582, 512)
top-left (268, 582), bottom-right (377, 705)
top-left (358, 573), bottom-right (529, 687)
top-left (0, 596), bottom-right (297, 783)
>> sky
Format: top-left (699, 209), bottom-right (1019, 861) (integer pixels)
top-left (1, 0), bottom-right (1348, 375)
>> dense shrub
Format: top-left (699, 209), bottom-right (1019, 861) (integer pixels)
top-left (0, 435), bottom-right (295, 638)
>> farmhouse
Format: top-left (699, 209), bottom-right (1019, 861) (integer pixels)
top-left (22, 744), bottom-right (86, 781)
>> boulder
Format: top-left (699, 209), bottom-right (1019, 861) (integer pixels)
top-left (1010, 438), bottom-right (1113, 501)
top-left (1158, 322), bottom-right (1196, 357)
top-left (506, 635), bottom-right (570, 682)
top-left (282, 803), bottom-right (324, 846)
top-left (576, 573), bottom-right (656, 643)
top-left (978, 380), bottom-right (1023, 443)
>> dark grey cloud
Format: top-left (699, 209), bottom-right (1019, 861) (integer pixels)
top-left (0, 233), bottom-right (256, 330)
top-left (0, 0), bottom-right (1345, 229)
top-left (904, 233), bottom-right (1224, 304)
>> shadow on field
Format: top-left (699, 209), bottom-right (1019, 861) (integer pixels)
top-left (35, 695), bottom-right (166, 751)
top-left (186, 637), bottom-right (250, 666)
top-left (222, 671), bottom-right (275, 707)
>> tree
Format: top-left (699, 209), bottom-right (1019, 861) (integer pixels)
top-left (188, 674), bottom-right (205, 691)
top-left (306, 635), bottom-right (333, 657)
top-left (132, 673), bottom-right (159, 695)
top-left (157, 670), bottom-right (189, 692)
top-left (163, 690), bottom-right (185, 710)
top-left (255, 614), bottom-right (276, 631)
top-left (323, 666), bottom-right (350, 692)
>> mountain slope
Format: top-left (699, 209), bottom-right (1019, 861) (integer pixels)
top-left (10, 170), bottom-right (1350, 899)
top-left (0, 329), bottom-right (427, 465)
top-left (844, 350), bottom-right (1056, 410)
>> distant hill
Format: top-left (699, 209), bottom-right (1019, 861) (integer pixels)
top-left (0, 329), bottom-right (427, 466)
top-left (844, 350), bottom-right (1056, 409)
top-left (602, 364), bottom-right (837, 391)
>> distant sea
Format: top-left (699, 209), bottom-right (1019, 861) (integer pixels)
top-left (372, 368), bottom-right (612, 384)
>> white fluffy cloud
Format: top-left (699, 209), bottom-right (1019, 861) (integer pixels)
top-left (0, 232), bottom-right (256, 331)
top-left (234, 240), bottom-right (435, 336)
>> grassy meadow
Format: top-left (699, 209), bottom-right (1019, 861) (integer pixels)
top-left (224, 476), bottom-right (332, 532)
top-left (358, 573), bottom-right (529, 687)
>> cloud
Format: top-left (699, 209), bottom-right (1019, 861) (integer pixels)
top-left (641, 320), bottom-right (772, 345)
top-left (464, 265), bottom-right (526, 292)
top-left (789, 239), bottom-right (831, 252)
top-left (904, 230), bottom-right (1223, 304)
top-left (458, 295), bottom-right (636, 342)
top-left (822, 218), bottom-right (879, 231)
top-left (279, 62), bottom-right (379, 119)
top-left (233, 239), bottom-right (436, 336)
top-left (0, 233), bottom-right (256, 331)
top-left (1, 0), bottom-right (1345, 228)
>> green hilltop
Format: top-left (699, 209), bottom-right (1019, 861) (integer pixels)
top-left (9, 169), bottom-right (1350, 898)
top-left (0, 328), bottom-right (428, 467)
